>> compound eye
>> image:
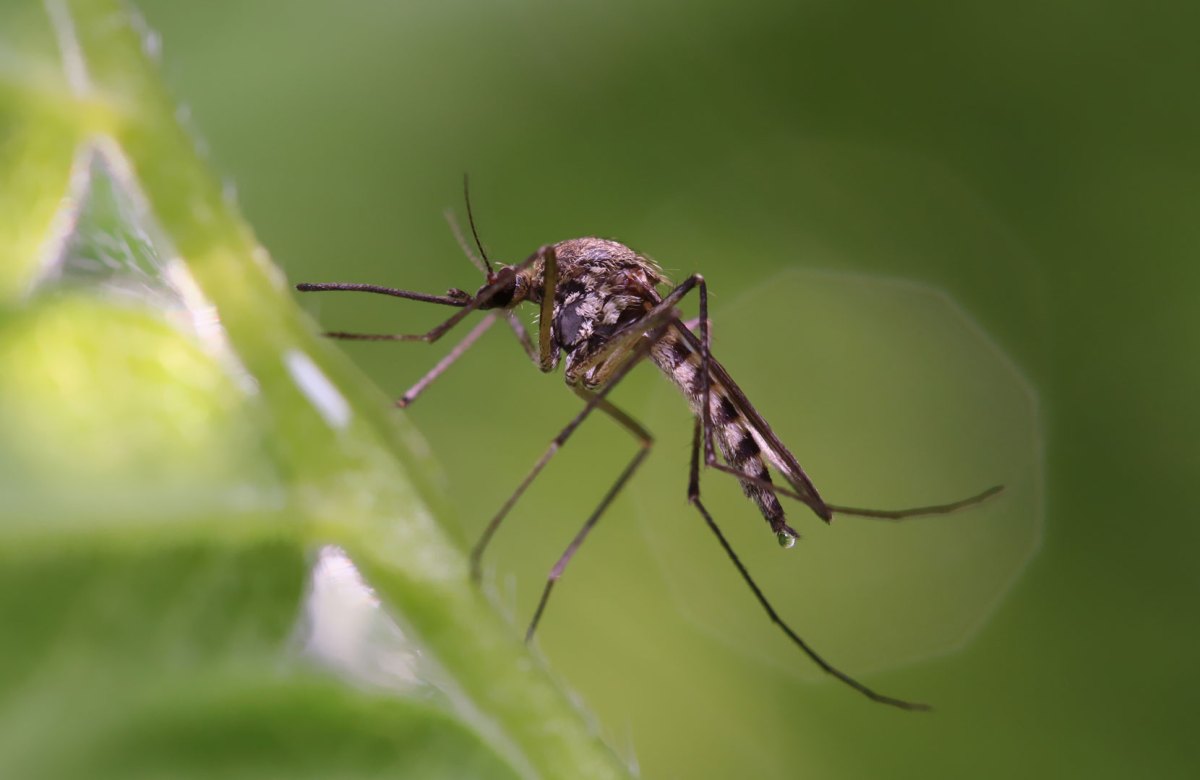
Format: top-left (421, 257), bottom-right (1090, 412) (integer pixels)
top-left (477, 272), bottom-right (517, 309)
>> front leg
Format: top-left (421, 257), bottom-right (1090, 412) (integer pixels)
top-left (485, 244), bottom-right (562, 373)
top-left (536, 245), bottom-right (560, 373)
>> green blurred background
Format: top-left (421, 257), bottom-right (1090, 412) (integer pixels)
top-left (131, 0), bottom-right (1197, 777)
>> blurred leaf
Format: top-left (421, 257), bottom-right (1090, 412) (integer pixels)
top-left (0, 2), bottom-right (630, 778)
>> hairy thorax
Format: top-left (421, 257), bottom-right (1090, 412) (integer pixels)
top-left (522, 238), bottom-right (667, 388)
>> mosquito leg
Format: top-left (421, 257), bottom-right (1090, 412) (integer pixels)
top-left (702, 461), bottom-right (808, 503)
top-left (682, 317), bottom-right (1002, 522)
top-left (469, 323), bottom-right (668, 583)
top-left (688, 411), bottom-right (704, 501)
top-left (470, 306), bottom-right (542, 367)
top-left (298, 282), bottom-right (490, 343)
top-left (680, 316), bottom-right (709, 336)
top-left (536, 247), bottom-right (559, 372)
top-left (525, 389), bottom-right (653, 641)
top-left (382, 205), bottom-right (538, 402)
top-left (827, 485), bottom-right (1005, 519)
top-left (526, 449), bottom-right (648, 641)
top-left (296, 282), bottom-right (472, 307)
top-left (511, 288), bottom-right (716, 622)
top-left (296, 246), bottom-right (550, 344)
top-left (503, 312), bottom-right (539, 362)
top-left (691, 497), bottom-right (930, 710)
top-left (698, 461), bottom-right (1001, 521)
top-left (684, 419), bottom-right (929, 711)
top-left (392, 312), bottom-right (500, 408)
top-left (695, 441), bottom-right (1002, 523)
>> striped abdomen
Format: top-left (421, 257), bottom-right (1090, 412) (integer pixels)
top-left (649, 330), bottom-right (789, 535)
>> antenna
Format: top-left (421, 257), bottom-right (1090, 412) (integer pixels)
top-left (463, 174), bottom-right (494, 275)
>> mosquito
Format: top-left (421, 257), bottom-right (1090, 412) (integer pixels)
top-left (296, 180), bottom-right (1003, 711)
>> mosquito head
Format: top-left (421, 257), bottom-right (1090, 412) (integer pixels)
top-left (475, 266), bottom-right (521, 310)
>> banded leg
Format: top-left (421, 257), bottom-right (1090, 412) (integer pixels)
top-left (685, 418), bottom-right (929, 711)
top-left (525, 389), bottom-right (653, 641)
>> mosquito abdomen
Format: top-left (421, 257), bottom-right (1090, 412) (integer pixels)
top-left (650, 333), bottom-right (790, 537)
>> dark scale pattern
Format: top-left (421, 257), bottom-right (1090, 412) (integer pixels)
top-left (649, 331), bottom-right (787, 531)
top-left (716, 395), bottom-right (740, 425)
top-left (735, 433), bottom-right (762, 460)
